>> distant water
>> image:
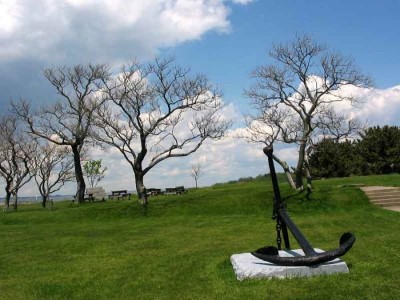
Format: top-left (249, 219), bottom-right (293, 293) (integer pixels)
top-left (0, 195), bottom-right (74, 205)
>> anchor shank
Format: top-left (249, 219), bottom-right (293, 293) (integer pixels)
top-left (280, 220), bottom-right (291, 250)
top-left (279, 208), bottom-right (317, 256)
top-left (264, 147), bottom-right (282, 206)
top-left (264, 146), bottom-right (291, 249)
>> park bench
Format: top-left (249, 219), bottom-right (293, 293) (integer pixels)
top-left (108, 190), bottom-right (131, 200)
top-left (164, 186), bottom-right (187, 195)
top-left (86, 187), bottom-right (107, 201)
top-left (72, 187), bottom-right (106, 203)
top-left (146, 188), bottom-right (163, 197)
top-left (83, 193), bottom-right (94, 201)
top-left (175, 186), bottom-right (187, 194)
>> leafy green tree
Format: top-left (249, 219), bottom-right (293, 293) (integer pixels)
top-left (308, 139), bottom-right (360, 178)
top-left (309, 126), bottom-right (400, 178)
top-left (83, 159), bottom-right (107, 188)
top-left (357, 126), bottom-right (400, 175)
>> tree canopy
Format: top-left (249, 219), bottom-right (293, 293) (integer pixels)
top-left (245, 34), bottom-right (371, 189)
top-left (309, 126), bottom-right (400, 178)
top-left (95, 57), bottom-right (231, 205)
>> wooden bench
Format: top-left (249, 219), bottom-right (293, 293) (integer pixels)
top-left (146, 188), bottom-right (163, 197)
top-left (175, 186), bottom-right (187, 194)
top-left (108, 190), bottom-right (132, 200)
top-left (84, 193), bottom-right (94, 201)
top-left (164, 186), bottom-right (187, 195)
top-left (72, 187), bottom-right (107, 203)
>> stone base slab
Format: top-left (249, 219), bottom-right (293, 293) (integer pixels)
top-left (230, 249), bottom-right (349, 281)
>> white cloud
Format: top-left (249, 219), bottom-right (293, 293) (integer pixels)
top-left (295, 77), bottom-right (400, 128)
top-left (332, 85), bottom-right (400, 126)
top-left (0, 0), bottom-right (247, 64)
top-left (231, 0), bottom-right (255, 4)
top-left (0, 1), bottom-right (21, 36)
top-left (274, 146), bottom-right (297, 163)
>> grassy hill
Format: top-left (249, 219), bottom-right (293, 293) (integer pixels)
top-left (0, 175), bottom-right (399, 299)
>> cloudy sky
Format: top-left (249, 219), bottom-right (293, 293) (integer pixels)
top-left (1, 0), bottom-right (400, 196)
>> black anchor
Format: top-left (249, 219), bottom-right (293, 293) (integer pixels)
top-left (251, 146), bottom-right (356, 266)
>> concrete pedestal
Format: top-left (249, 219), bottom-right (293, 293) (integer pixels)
top-left (230, 249), bottom-right (349, 281)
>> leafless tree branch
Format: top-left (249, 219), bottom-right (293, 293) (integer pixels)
top-left (12, 63), bottom-right (110, 203)
top-left (244, 34), bottom-right (372, 189)
top-left (0, 113), bottom-right (37, 211)
top-left (95, 57), bottom-right (231, 205)
top-left (33, 143), bottom-right (75, 208)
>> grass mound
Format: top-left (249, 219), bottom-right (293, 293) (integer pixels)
top-left (0, 175), bottom-right (399, 299)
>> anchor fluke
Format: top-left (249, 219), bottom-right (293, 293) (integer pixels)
top-left (253, 246), bottom-right (279, 256)
top-left (251, 232), bottom-right (355, 266)
top-left (340, 232), bottom-right (354, 246)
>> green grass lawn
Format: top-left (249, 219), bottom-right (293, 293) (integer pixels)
top-left (1, 174), bottom-right (399, 299)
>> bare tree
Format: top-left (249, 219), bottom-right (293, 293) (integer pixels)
top-left (95, 58), bottom-right (231, 206)
top-left (245, 35), bottom-right (372, 189)
top-left (0, 114), bottom-right (37, 211)
top-left (33, 143), bottom-right (75, 208)
top-left (191, 164), bottom-right (203, 188)
top-left (13, 64), bottom-right (110, 203)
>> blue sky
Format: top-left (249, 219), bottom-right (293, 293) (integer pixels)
top-left (176, 1), bottom-right (400, 88)
top-left (1, 0), bottom-right (400, 196)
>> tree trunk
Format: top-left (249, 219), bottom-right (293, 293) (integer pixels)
top-left (295, 141), bottom-right (307, 189)
top-left (195, 178), bottom-right (198, 188)
top-left (3, 190), bottom-right (11, 211)
top-left (134, 145), bottom-right (148, 207)
top-left (12, 193), bottom-right (18, 211)
top-left (272, 154), bottom-right (296, 189)
top-left (304, 158), bottom-right (313, 200)
top-left (72, 145), bottom-right (86, 204)
top-left (42, 195), bottom-right (48, 208)
top-left (135, 172), bottom-right (148, 207)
